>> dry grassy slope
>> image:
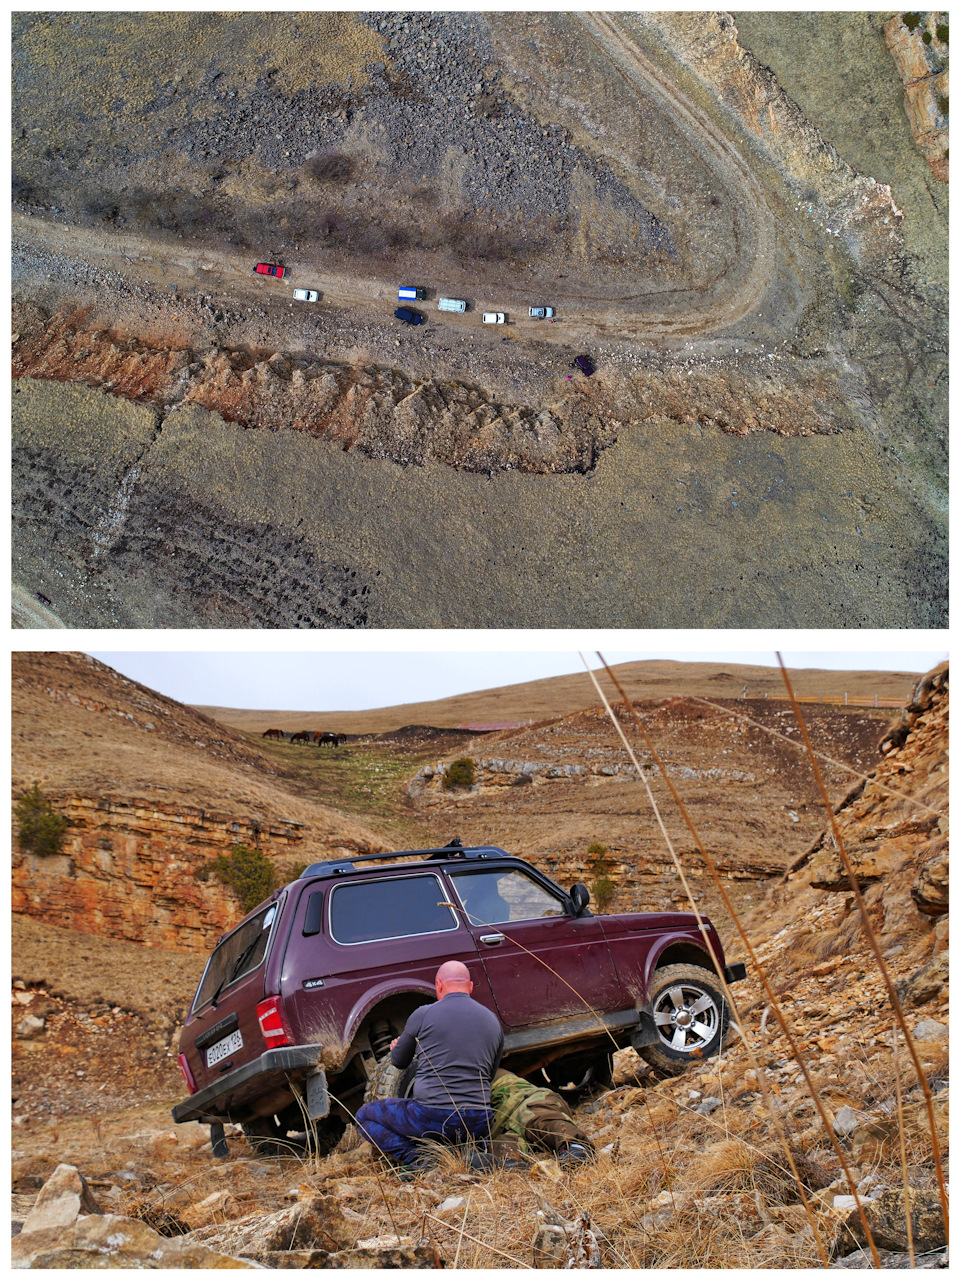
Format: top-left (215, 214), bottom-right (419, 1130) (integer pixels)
top-left (11, 669), bottom-right (948, 1268)
top-left (196, 659), bottom-right (920, 735)
top-left (13, 650), bottom-right (385, 855)
top-left (405, 695), bottom-right (887, 936)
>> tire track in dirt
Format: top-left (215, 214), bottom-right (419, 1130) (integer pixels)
top-left (575, 13), bottom-right (777, 337)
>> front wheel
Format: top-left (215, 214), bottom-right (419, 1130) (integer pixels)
top-left (637, 964), bottom-right (729, 1077)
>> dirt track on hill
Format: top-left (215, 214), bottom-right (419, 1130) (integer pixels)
top-left (11, 10), bottom-right (947, 628)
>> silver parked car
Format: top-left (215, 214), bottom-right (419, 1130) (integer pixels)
top-left (529, 306), bottom-right (554, 318)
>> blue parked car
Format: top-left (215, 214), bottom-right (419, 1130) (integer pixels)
top-left (394, 307), bottom-right (425, 325)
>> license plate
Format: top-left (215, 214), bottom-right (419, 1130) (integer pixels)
top-left (206, 1028), bottom-right (243, 1068)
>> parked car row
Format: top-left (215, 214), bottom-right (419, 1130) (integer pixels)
top-left (251, 266), bottom-right (593, 373)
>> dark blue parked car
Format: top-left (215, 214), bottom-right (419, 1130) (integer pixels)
top-left (394, 307), bottom-right (425, 325)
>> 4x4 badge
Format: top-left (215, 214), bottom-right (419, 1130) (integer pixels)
top-left (303, 977), bottom-right (325, 990)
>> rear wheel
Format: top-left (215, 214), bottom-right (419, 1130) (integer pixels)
top-left (637, 964), bottom-right (729, 1077)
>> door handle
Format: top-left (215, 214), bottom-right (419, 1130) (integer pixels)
top-left (480, 932), bottom-right (505, 945)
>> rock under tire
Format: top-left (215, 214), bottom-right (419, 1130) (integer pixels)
top-left (637, 963), bottom-right (729, 1077)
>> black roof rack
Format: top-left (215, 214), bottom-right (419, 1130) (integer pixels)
top-left (296, 838), bottom-right (510, 880)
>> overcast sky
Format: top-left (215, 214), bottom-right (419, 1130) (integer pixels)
top-left (84, 646), bottom-right (945, 711)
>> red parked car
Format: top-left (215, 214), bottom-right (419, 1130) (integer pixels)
top-left (253, 262), bottom-right (285, 278)
top-left (172, 842), bottom-right (744, 1156)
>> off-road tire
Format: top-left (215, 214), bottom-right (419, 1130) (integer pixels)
top-left (636, 964), bottom-right (729, 1077)
top-left (362, 1057), bottom-right (417, 1104)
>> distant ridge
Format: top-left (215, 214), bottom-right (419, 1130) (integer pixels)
top-left (194, 658), bottom-right (922, 737)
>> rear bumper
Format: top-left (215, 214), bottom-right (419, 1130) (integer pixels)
top-left (171, 1045), bottom-right (321, 1125)
top-left (724, 962), bottom-right (748, 983)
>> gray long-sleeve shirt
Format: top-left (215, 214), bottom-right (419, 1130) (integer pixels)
top-left (391, 993), bottom-right (504, 1109)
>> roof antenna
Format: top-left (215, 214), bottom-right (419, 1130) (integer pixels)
top-left (444, 836), bottom-right (464, 849)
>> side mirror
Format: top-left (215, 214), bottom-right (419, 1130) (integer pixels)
top-left (569, 883), bottom-right (591, 917)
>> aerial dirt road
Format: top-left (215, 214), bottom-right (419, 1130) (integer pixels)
top-left (11, 10), bottom-right (947, 629)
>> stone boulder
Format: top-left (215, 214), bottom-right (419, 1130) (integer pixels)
top-left (12, 1212), bottom-right (258, 1268)
top-left (912, 849), bottom-right (948, 916)
top-left (20, 1163), bottom-right (103, 1234)
top-left (833, 1188), bottom-right (946, 1257)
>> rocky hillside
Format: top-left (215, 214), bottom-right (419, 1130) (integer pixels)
top-left (13, 651), bottom-right (387, 951)
top-left (11, 667), bottom-right (948, 1268)
top-left (408, 695), bottom-right (887, 932)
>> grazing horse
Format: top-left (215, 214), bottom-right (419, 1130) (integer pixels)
top-left (317, 731), bottom-right (346, 747)
top-left (290, 730), bottom-right (312, 745)
top-left (262, 728), bottom-right (284, 740)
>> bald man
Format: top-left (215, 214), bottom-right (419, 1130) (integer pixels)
top-left (354, 960), bottom-right (504, 1171)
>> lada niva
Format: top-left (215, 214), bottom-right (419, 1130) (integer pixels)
top-left (172, 842), bottom-right (745, 1154)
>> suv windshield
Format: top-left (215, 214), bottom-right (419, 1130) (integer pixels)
top-left (330, 873), bottom-right (458, 944)
top-left (450, 868), bottom-right (566, 925)
top-left (193, 902), bottom-right (278, 1011)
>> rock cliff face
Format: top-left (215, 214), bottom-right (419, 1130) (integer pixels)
top-left (884, 13), bottom-right (949, 181)
top-left (785, 663), bottom-right (948, 946)
top-left (11, 792), bottom-right (305, 953)
top-left (12, 651), bottom-right (387, 953)
top-left (408, 697), bottom-right (885, 915)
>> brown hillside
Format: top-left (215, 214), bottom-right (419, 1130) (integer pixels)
top-left (403, 695), bottom-right (887, 937)
top-left (13, 651), bottom-right (388, 952)
top-left (11, 668), bottom-right (948, 1268)
top-left (195, 658), bottom-right (922, 735)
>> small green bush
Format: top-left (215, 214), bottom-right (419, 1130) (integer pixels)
top-left (937, 94), bottom-right (948, 116)
top-left (936, 23), bottom-right (948, 42)
top-left (443, 757), bottom-right (476, 790)
top-left (922, 29), bottom-right (933, 44)
top-left (587, 843), bottom-right (617, 912)
top-left (591, 876), bottom-right (617, 913)
top-left (194, 844), bottom-right (277, 915)
top-left (902, 13), bottom-right (923, 33)
top-left (15, 784), bottom-right (69, 857)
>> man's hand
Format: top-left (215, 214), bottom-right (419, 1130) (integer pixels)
top-left (390, 1037), bottom-right (399, 1051)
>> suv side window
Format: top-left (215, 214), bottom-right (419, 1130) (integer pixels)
top-left (330, 874), bottom-right (458, 944)
top-left (192, 902), bottom-right (278, 1011)
top-left (451, 869), bottom-right (566, 926)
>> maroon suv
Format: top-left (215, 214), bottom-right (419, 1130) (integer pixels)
top-left (172, 843), bottom-right (745, 1154)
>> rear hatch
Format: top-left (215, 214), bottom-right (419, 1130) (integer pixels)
top-left (181, 899), bottom-right (282, 1095)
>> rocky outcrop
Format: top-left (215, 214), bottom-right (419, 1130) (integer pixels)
top-left (649, 12), bottom-right (907, 266)
top-left (787, 664), bottom-right (947, 945)
top-left (12, 1163), bottom-right (254, 1268)
top-left (12, 790), bottom-right (302, 952)
top-left (885, 13), bottom-right (949, 180)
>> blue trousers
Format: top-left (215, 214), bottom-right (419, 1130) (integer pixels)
top-left (355, 1097), bottom-right (493, 1164)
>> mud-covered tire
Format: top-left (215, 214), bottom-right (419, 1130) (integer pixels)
top-left (363, 1057), bottom-right (417, 1104)
top-left (637, 964), bottom-right (729, 1077)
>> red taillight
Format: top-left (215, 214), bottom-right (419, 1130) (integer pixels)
top-left (178, 1053), bottom-right (197, 1093)
top-left (256, 996), bottom-right (292, 1048)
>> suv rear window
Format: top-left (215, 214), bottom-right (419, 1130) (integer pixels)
top-left (451, 868), bottom-right (566, 925)
top-left (330, 874), bottom-right (458, 944)
top-left (193, 902), bottom-right (278, 1011)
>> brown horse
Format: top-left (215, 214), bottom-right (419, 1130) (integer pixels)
top-left (262, 728), bottom-right (284, 740)
top-left (316, 731), bottom-right (346, 747)
top-left (290, 730), bottom-right (312, 745)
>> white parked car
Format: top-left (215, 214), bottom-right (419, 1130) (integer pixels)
top-left (293, 288), bottom-right (319, 302)
top-left (529, 306), bottom-right (554, 318)
top-left (482, 312), bottom-right (506, 324)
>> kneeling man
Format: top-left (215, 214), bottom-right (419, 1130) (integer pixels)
top-left (355, 960), bottom-right (503, 1169)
